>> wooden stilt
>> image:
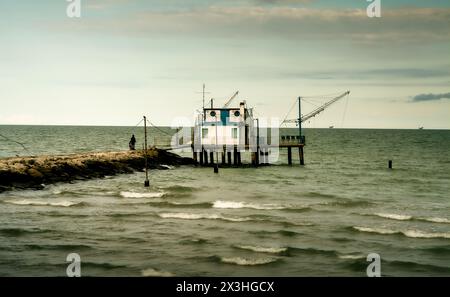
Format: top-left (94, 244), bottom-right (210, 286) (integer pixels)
top-left (237, 151), bottom-right (242, 165)
top-left (233, 146), bottom-right (238, 165)
top-left (210, 151), bottom-right (214, 165)
top-left (200, 148), bottom-right (204, 165)
top-left (222, 146), bottom-right (226, 165)
top-left (193, 151), bottom-right (198, 164)
top-left (299, 146), bottom-right (305, 166)
top-left (227, 151), bottom-right (232, 166)
top-left (287, 147), bottom-right (292, 165)
top-left (204, 150), bottom-right (208, 165)
top-left (256, 147), bottom-right (260, 165)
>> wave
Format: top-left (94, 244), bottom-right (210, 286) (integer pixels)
top-left (250, 229), bottom-right (302, 237)
top-left (81, 262), bottom-right (127, 270)
top-left (325, 200), bottom-right (374, 208)
top-left (287, 247), bottom-right (338, 257)
top-left (212, 200), bottom-right (285, 210)
top-left (220, 257), bottom-right (279, 266)
top-left (158, 212), bottom-right (252, 222)
top-left (374, 213), bottom-right (412, 221)
top-left (338, 254), bottom-right (366, 260)
top-left (305, 192), bottom-right (336, 199)
top-left (180, 238), bottom-right (208, 245)
top-left (402, 230), bottom-right (450, 239)
top-left (352, 226), bottom-right (450, 239)
top-left (159, 185), bottom-right (197, 193)
top-left (212, 200), bottom-right (310, 212)
top-left (120, 191), bottom-right (165, 198)
top-left (235, 245), bottom-right (287, 254)
top-left (370, 213), bottom-right (450, 224)
top-left (144, 201), bottom-right (212, 209)
top-left (352, 226), bottom-right (399, 235)
top-left (420, 217), bottom-right (450, 224)
top-left (25, 244), bottom-right (92, 251)
top-left (0, 228), bottom-right (49, 237)
top-left (3, 199), bottom-right (84, 207)
top-left (141, 268), bottom-right (174, 277)
top-left (382, 260), bottom-right (450, 274)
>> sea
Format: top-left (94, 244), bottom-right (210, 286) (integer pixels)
top-left (0, 125), bottom-right (449, 276)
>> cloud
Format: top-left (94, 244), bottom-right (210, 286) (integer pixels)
top-left (412, 92), bottom-right (450, 102)
top-left (57, 6), bottom-right (450, 44)
top-left (253, 0), bottom-right (313, 4)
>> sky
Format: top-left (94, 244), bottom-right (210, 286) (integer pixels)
top-left (0, 0), bottom-right (449, 129)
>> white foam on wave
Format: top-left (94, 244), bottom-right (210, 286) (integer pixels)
top-left (4, 199), bottom-right (81, 207)
top-left (236, 245), bottom-right (287, 254)
top-left (402, 230), bottom-right (450, 239)
top-left (141, 268), bottom-right (174, 277)
top-left (221, 257), bottom-right (277, 266)
top-left (374, 213), bottom-right (412, 221)
top-left (213, 200), bottom-right (285, 210)
top-left (120, 191), bottom-right (165, 198)
top-left (338, 254), bottom-right (366, 260)
top-left (159, 212), bottom-right (251, 222)
top-left (421, 217), bottom-right (450, 224)
top-left (353, 226), bottom-right (398, 235)
top-left (353, 226), bottom-right (450, 239)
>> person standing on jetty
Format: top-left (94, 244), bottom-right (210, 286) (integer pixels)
top-left (129, 134), bottom-right (136, 150)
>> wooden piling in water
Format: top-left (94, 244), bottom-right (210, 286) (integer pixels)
top-left (222, 146), bottom-right (226, 165)
top-left (287, 147), bottom-right (292, 165)
top-left (299, 146), bottom-right (305, 166)
top-left (204, 150), bottom-right (208, 165)
top-left (227, 151), bottom-right (232, 166)
top-left (389, 160), bottom-right (392, 169)
top-left (233, 146), bottom-right (238, 165)
top-left (210, 151), bottom-right (214, 165)
top-left (199, 148), bottom-right (204, 165)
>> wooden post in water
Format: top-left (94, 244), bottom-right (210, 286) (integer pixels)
top-left (233, 146), bottom-right (238, 166)
top-left (256, 118), bottom-right (260, 166)
top-left (288, 147), bottom-right (292, 165)
top-left (193, 151), bottom-right (198, 164)
top-left (204, 149), bottom-right (208, 165)
top-left (389, 160), bottom-right (392, 169)
top-left (214, 115), bottom-right (219, 174)
top-left (299, 146), bottom-right (305, 166)
top-left (143, 116), bottom-right (150, 187)
top-left (199, 148), bottom-right (204, 165)
top-left (210, 151), bottom-right (214, 165)
top-left (222, 146), bottom-right (226, 165)
top-left (227, 151), bottom-right (232, 166)
top-left (298, 96), bottom-right (305, 166)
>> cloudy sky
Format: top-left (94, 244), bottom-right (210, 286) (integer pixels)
top-left (0, 0), bottom-right (449, 128)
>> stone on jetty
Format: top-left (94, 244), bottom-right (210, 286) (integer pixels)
top-left (0, 148), bottom-right (194, 193)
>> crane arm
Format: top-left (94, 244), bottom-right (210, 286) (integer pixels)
top-left (223, 91), bottom-right (239, 108)
top-left (283, 91), bottom-right (350, 124)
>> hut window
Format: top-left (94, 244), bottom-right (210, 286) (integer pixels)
top-left (202, 128), bottom-right (209, 139)
top-left (232, 128), bottom-right (238, 139)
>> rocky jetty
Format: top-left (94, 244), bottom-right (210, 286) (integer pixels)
top-left (0, 148), bottom-right (194, 193)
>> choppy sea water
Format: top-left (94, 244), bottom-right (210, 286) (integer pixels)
top-left (0, 126), bottom-right (449, 276)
